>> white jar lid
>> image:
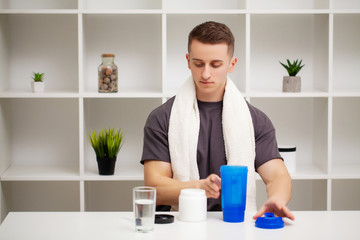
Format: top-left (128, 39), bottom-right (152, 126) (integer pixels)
top-left (180, 189), bottom-right (206, 197)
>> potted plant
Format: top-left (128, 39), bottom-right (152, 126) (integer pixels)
top-left (31, 72), bottom-right (45, 93)
top-left (88, 128), bottom-right (125, 175)
top-left (279, 59), bottom-right (304, 92)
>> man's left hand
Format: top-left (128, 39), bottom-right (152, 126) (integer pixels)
top-left (253, 196), bottom-right (295, 220)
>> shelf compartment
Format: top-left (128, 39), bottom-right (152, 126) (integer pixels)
top-left (333, 14), bottom-right (360, 92)
top-left (0, 99), bottom-right (11, 176)
top-left (0, 0), bottom-right (78, 9)
top-left (0, 89), bottom-right (79, 98)
top-left (330, 164), bottom-right (360, 179)
top-left (248, 0), bottom-right (329, 10)
top-left (247, 89), bottom-right (329, 98)
top-left (83, 0), bottom-right (161, 10)
top-left (250, 97), bottom-right (328, 174)
top-left (333, 0), bottom-right (360, 10)
top-left (163, 0), bottom-right (245, 10)
top-left (82, 14), bottom-right (162, 93)
top-left (1, 165), bottom-right (80, 181)
top-left (0, 98), bottom-right (80, 177)
top-left (290, 164), bottom-right (327, 179)
top-left (84, 180), bottom-right (143, 211)
top-left (250, 14), bottom-right (329, 93)
top-left (83, 164), bottom-right (143, 181)
top-left (331, 179), bottom-right (360, 210)
top-left (83, 98), bottom-right (162, 178)
top-left (1, 181), bottom-right (80, 212)
top-left (256, 179), bottom-right (327, 210)
top-left (0, 14), bottom-right (78, 93)
top-left (166, 14), bottom-right (246, 93)
top-left (81, 89), bottom-right (163, 99)
top-left (331, 97), bottom-right (360, 175)
top-left (255, 164), bottom-right (327, 180)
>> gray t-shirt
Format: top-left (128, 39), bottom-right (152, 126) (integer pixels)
top-left (141, 96), bottom-right (282, 210)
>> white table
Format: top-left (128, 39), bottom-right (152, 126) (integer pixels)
top-left (0, 211), bottom-right (359, 240)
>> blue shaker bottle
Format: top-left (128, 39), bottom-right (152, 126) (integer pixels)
top-left (220, 165), bottom-right (248, 222)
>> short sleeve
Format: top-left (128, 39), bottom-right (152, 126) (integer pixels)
top-left (140, 97), bottom-right (174, 164)
top-left (141, 126), bottom-right (170, 164)
top-left (247, 103), bottom-right (283, 171)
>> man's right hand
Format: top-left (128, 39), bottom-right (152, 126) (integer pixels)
top-left (199, 174), bottom-right (221, 199)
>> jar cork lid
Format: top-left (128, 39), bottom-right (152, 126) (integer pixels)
top-left (101, 53), bottom-right (115, 57)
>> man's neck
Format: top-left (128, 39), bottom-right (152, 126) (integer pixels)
top-left (196, 91), bottom-right (224, 102)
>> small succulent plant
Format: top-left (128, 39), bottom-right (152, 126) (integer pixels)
top-left (32, 72), bottom-right (44, 82)
top-left (89, 128), bottom-right (124, 159)
top-left (279, 59), bottom-right (304, 77)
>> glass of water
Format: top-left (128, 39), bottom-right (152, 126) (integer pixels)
top-left (133, 186), bottom-right (156, 233)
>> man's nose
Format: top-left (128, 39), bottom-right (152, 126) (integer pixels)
top-left (202, 66), bottom-right (211, 80)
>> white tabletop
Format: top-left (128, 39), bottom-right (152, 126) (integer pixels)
top-left (0, 211), bottom-right (359, 240)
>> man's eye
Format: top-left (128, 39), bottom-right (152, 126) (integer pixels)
top-left (211, 64), bottom-right (222, 68)
top-left (194, 63), bottom-right (204, 67)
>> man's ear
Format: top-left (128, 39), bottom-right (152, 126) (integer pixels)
top-left (228, 57), bottom-right (237, 73)
top-left (186, 53), bottom-right (191, 69)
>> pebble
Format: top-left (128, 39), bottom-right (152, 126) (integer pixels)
top-left (98, 61), bottom-right (118, 93)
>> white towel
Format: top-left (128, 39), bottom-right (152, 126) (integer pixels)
top-left (169, 76), bottom-right (257, 211)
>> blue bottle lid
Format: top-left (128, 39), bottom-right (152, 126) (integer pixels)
top-left (255, 212), bottom-right (284, 229)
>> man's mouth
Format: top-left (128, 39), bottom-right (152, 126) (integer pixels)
top-left (200, 81), bottom-right (213, 85)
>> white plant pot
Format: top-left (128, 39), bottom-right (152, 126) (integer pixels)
top-left (283, 76), bottom-right (301, 92)
top-left (31, 81), bottom-right (45, 93)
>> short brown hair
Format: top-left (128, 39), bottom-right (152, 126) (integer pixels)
top-left (188, 21), bottom-right (235, 57)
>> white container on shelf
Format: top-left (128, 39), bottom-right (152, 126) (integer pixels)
top-left (278, 145), bottom-right (296, 174)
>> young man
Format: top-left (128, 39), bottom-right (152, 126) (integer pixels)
top-left (141, 21), bottom-right (294, 220)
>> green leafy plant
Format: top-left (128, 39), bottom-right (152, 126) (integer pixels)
top-left (88, 128), bottom-right (124, 159)
top-left (32, 72), bottom-right (45, 82)
top-left (279, 59), bottom-right (304, 77)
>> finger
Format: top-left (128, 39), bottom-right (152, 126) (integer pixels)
top-left (253, 206), bottom-right (266, 220)
top-left (208, 185), bottom-right (220, 197)
top-left (209, 175), bottom-right (221, 186)
top-left (271, 206), bottom-right (295, 221)
top-left (271, 203), bottom-right (295, 220)
top-left (281, 206), bottom-right (295, 220)
top-left (210, 175), bottom-right (222, 188)
top-left (206, 188), bottom-right (220, 199)
top-left (209, 191), bottom-right (220, 199)
top-left (208, 176), bottom-right (221, 192)
top-left (203, 182), bottom-right (217, 197)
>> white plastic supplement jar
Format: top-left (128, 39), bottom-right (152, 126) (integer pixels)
top-left (279, 145), bottom-right (296, 174)
top-left (178, 189), bottom-right (207, 222)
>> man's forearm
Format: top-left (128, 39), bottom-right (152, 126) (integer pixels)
top-left (266, 171), bottom-right (292, 205)
top-left (145, 174), bottom-right (201, 205)
top-left (144, 160), bottom-right (202, 206)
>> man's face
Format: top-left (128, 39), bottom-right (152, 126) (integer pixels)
top-left (186, 39), bottom-right (237, 102)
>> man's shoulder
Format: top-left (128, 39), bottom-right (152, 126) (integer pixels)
top-left (246, 101), bottom-right (275, 133)
top-left (145, 96), bottom-right (175, 131)
top-left (149, 96), bottom-right (175, 118)
top-left (246, 101), bottom-right (267, 119)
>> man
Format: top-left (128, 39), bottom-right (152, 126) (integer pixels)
top-left (141, 21), bottom-right (294, 220)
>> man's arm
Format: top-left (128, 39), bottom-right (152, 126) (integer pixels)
top-left (254, 158), bottom-right (295, 220)
top-left (144, 160), bottom-right (221, 206)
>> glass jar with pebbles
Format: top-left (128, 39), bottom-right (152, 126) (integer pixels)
top-left (98, 54), bottom-right (118, 93)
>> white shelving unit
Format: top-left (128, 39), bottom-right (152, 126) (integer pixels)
top-left (1, 0), bottom-right (360, 222)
